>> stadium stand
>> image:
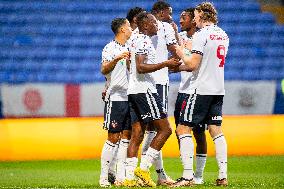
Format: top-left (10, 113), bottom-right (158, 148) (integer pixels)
top-left (0, 0), bottom-right (283, 83)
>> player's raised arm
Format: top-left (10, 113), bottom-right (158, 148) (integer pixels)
top-left (175, 42), bottom-right (202, 71)
top-left (101, 51), bottom-right (129, 75)
top-left (136, 54), bottom-right (180, 74)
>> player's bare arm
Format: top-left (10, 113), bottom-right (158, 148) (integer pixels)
top-left (169, 64), bottom-right (192, 73)
top-left (101, 51), bottom-right (130, 75)
top-left (176, 44), bottom-right (202, 71)
top-left (136, 54), bottom-right (180, 74)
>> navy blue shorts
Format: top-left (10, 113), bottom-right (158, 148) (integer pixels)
top-left (129, 90), bottom-right (167, 125)
top-left (177, 93), bottom-right (223, 129)
top-left (156, 84), bottom-right (169, 113)
top-left (103, 101), bottom-right (131, 133)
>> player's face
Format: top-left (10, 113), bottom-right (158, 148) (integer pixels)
top-left (146, 14), bottom-right (158, 36)
top-left (194, 10), bottom-right (202, 28)
top-left (122, 20), bottom-right (132, 40)
top-left (180, 11), bottom-right (191, 31)
top-left (161, 7), bottom-right (173, 23)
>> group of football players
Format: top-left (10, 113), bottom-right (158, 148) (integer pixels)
top-left (100, 1), bottom-right (229, 187)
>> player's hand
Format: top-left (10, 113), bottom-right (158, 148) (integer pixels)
top-left (165, 57), bottom-right (181, 69)
top-left (175, 43), bottom-right (185, 59)
top-left (168, 64), bottom-right (181, 73)
top-left (184, 40), bottom-right (192, 51)
top-left (115, 52), bottom-right (130, 62)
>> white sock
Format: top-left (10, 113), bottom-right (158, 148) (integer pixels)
top-left (140, 147), bottom-right (159, 171)
top-left (213, 134), bottom-right (227, 179)
top-left (179, 134), bottom-right (194, 180)
top-left (154, 151), bottom-right (168, 180)
top-left (116, 139), bottom-right (129, 182)
top-left (100, 140), bottom-right (116, 179)
top-left (125, 157), bottom-right (138, 180)
top-left (141, 131), bottom-right (156, 159)
top-left (141, 131), bottom-right (167, 179)
top-left (195, 154), bottom-right (207, 178)
top-left (109, 142), bottom-right (119, 175)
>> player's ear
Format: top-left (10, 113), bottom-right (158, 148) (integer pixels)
top-left (133, 17), bottom-right (137, 25)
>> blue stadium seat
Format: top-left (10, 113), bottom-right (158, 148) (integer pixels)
top-left (225, 70), bottom-right (242, 80)
top-left (242, 69), bottom-right (260, 80)
top-left (0, 0), bottom-right (282, 83)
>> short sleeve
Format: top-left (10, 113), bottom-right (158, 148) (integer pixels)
top-left (191, 31), bottom-right (206, 56)
top-left (163, 22), bottom-right (177, 46)
top-left (135, 36), bottom-right (151, 56)
top-left (102, 45), bottom-right (113, 62)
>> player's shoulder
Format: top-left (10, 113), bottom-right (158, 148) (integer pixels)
top-left (103, 40), bottom-right (115, 51)
top-left (137, 33), bottom-right (151, 43)
top-left (216, 26), bottom-right (229, 38)
top-left (192, 28), bottom-right (204, 40)
top-left (160, 21), bottom-right (174, 31)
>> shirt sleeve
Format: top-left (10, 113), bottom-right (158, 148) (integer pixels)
top-left (101, 45), bottom-right (113, 62)
top-left (191, 31), bottom-right (206, 56)
top-left (163, 22), bottom-right (177, 46)
top-left (135, 36), bottom-right (151, 56)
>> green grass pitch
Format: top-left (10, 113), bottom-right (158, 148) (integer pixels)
top-left (0, 156), bottom-right (283, 188)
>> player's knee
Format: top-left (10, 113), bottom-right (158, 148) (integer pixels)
top-left (121, 130), bottom-right (131, 140)
top-left (108, 132), bottom-right (121, 144)
top-left (176, 124), bottom-right (191, 136)
top-left (208, 125), bottom-right (222, 138)
top-left (131, 130), bottom-right (144, 145)
top-left (165, 126), bottom-right (172, 137)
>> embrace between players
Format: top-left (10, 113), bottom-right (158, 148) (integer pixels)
top-left (100, 1), bottom-right (229, 188)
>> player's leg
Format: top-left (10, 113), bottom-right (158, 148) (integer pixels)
top-left (141, 84), bottom-right (174, 185)
top-left (136, 91), bottom-right (171, 187)
top-left (108, 141), bottom-right (118, 185)
top-left (193, 126), bottom-right (207, 184)
top-left (174, 92), bottom-right (186, 148)
top-left (207, 95), bottom-right (228, 186)
top-left (114, 103), bottom-right (132, 186)
top-left (123, 97), bottom-right (146, 187)
top-left (172, 94), bottom-right (210, 187)
top-left (174, 124), bottom-right (195, 187)
top-left (100, 101), bottom-right (124, 187)
top-left (124, 121), bottom-right (145, 186)
top-left (141, 124), bottom-right (156, 168)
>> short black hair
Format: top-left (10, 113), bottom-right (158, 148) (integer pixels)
top-left (152, 0), bottom-right (171, 14)
top-left (126, 7), bottom-right (145, 23)
top-left (183, 8), bottom-right (195, 20)
top-left (136, 11), bottom-right (150, 29)
top-left (111, 18), bottom-right (127, 35)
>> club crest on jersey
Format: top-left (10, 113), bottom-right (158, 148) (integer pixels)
top-left (111, 120), bottom-right (118, 128)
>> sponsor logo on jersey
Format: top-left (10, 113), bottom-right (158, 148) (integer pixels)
top-left (210, 34), bottom-right (228, 41)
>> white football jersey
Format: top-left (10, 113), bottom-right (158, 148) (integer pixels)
top-left (151, 21), bottom-right (177, 85)
top-left (126, 28), bottom-right (139, 47)
top-left (178, 31), bottom-right (193, 94)
top-left (127, 33), bottom-right (157, 94)
top-left (185, 24), bottom-right (229, 95)
top-left (101, 40), bottom-right (129, 101)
